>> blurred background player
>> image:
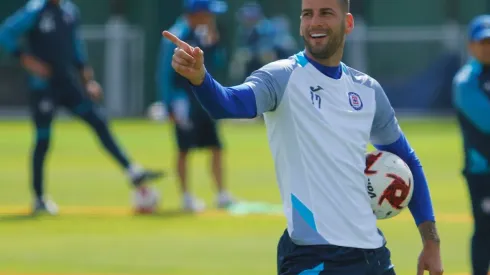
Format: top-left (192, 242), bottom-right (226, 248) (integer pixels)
top-left (452, 14), bottom-right (490, 275)
top-left (0, 0), bottom-right (163, 215)
top-left (155, 0), bottom-right (234, 212)
top-left (228, 2), bottom-right (296, 83)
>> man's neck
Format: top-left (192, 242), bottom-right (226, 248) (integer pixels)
top-left (302, 51), bottom-right (342, 80)
top-left (304, 49), bottom-right (342, 67)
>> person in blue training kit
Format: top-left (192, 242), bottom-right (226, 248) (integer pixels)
top-left (452, 14), bottom-right (490, 275)
top-left (163, 0), bottom-right (444, 274)
top-left (155, 0), bottom-right (234, 212)
top-left (0, 0), bottom-right (163, 215)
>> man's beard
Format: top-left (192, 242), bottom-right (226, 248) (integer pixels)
top-left (303, 24), bottom-right (345, 60)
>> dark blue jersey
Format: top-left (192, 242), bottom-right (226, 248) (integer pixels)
top-left (0, 0), bottom-right (87, 75)
top-left (453, 58), bottom-right (490, 175)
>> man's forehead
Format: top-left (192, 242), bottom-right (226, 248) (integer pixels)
top-left (302, 0), bottom-right (339, 9)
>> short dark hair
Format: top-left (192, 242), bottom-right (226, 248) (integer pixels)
top-left (338, 0), bottom-right (350, 13)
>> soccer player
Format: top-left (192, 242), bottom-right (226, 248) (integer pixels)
top-left (0, 0), bottom-right (163, 215)
top-left (156, 0), bottom-right (234, 212)
top-left (452, 14), bottom-right (490, 275)
top-left (163, 0), bottom-right (444, 274)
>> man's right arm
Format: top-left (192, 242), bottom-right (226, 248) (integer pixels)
top-left (190, 59), bottom-right (293, 119)
top-left (0, 2), bottom-right (40, 57)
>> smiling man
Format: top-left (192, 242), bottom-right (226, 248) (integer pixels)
top-left (162, 0), bottom-right (443, 274)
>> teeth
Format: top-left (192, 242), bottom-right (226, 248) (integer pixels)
top-left (311, 34), bottom-right (327, 38)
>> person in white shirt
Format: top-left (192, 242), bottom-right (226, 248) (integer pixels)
top-left (162, 0), bottom-right (443, 274)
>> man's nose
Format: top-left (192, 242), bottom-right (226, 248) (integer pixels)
top-left (310, 13), bottom-right (324, 26)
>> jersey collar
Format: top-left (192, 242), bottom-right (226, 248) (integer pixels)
top-left (302, 51), bottom-right (342, 80)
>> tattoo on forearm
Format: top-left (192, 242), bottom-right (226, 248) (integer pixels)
top-left (419, 221), bottom-right (440, 243)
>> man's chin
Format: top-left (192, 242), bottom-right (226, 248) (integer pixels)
top-left (308, 49), bottom-right (330, 59)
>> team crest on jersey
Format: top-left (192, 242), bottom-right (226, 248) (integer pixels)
top-left (348, 92), bottom-right (363, 111)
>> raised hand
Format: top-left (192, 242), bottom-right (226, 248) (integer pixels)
top-left (162, 30), bottom-right (206, 86)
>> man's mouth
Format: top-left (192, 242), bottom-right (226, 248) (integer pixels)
top-left (310, 33), bottom-right (327, 40)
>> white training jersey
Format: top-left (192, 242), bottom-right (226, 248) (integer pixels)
top-left (243, 51), bottom-right (402, 249)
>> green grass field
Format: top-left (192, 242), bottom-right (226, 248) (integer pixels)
top-left (0, 117), bottom-right (474, 275)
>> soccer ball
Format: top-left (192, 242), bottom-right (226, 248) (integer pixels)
top-left (132, 185), bottom-right (160, 214)
top-left (365, 150), bottom-right (414, 220)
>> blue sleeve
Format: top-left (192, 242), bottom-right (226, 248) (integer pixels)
top-left (156, 38), bottom-right (188, 104)
top-left (0, 1), bottom-right (41, 56)
top-left (191, 71), bottom-right (257, 119)
top-left (374, 135), bottom-right (435, 226)
top-left (452, 66), bottom-right (490, 134)
top-left (369, 77), bottom-right (435, 226)
top-left (190, 59), bottom-right (295, 119)
top-left (156, 39), bottom-right (172, 103)
top-left (72, 16), bottom-right (88, 69)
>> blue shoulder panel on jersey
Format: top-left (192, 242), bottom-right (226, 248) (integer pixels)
top-left (453, 60), bottom-right (490, 133)
top-left (374, 133), bottom-right (435, 226)
top-left (156, 17), bottom-right (191, 103)
top-left (63, 1), bottom-right (87, 68)
top-left (294, 51), bottom-right (309, 67)
top-left (0, 0), bottom-right (46, 55)
top-left (190, 72), bottom-right (257, 119)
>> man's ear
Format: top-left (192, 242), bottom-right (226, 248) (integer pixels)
top-left (345, 13), bottom-right (354, 34)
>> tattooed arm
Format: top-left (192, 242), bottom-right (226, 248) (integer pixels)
top-left (417, 221), bottom-right (443, 275)
top-left (419, 221), bottom-right (441, 244)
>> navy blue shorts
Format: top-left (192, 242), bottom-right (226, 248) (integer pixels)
top-left (174, 112), bottom-right (222, 152)
top-left (277, 229), bottom-right (396, 275)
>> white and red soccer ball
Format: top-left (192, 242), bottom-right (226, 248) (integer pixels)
top-left (132, 185), bottom-right (160, 214)
top-left (365, 150), bottom-right (414, 220)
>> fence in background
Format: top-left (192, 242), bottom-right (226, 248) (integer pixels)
top-left (0, 21), bottom-right (471, 118)
top-left (345, 20), bottom-right (467, 114)
top-left (0, 18), bottom-right (146, 118)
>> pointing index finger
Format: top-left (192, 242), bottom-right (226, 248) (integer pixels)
top-left (162, 31), bottom-right (192, 52)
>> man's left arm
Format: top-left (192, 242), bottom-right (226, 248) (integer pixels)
top-left (369, 79), bottom-right (442, 273)
top-left (369, 79), bottom-right (438, 240)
